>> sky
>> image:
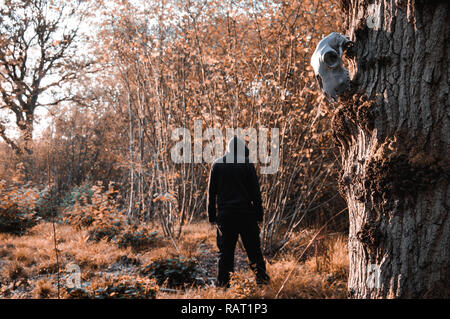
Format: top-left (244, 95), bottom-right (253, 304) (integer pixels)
top-left (0, 0), bottom-right (283, 141)
top-left (0, 0), bottom-right (95, 140)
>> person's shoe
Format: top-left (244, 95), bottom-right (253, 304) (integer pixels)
top-left (256, 273), bottom-right (271, 285)
top-left (216, 280), bottom-right (230, 289)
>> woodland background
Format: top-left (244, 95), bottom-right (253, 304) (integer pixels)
top-left (0, 0), bottom-right (351, 298)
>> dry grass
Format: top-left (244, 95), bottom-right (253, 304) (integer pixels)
top-left (0, 220), bottom-right (348, 299)
top-left (3, 260), bottom-right (29, 282)
top-left (32, 279), bottom-right (56, 298)
top-left (157, 224), bottom-right (349, 299)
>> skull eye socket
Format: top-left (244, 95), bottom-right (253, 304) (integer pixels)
top-left (323, 51), bottom-right (339, 68)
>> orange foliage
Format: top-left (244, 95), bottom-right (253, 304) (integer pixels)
top-left (89, 0), bottom-right (346, 244)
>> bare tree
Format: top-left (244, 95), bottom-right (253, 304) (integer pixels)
top-left (329, 0), bottom-right (449, 298)
top-left (0, 0), bottom-right (90, 154)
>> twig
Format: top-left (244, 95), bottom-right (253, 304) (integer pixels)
top-left (51, 212), bottom-right (61, 299)
top-left (47, 140), bottom-right (60, 299)
top-left (159, 287), bottom-right (183, 293)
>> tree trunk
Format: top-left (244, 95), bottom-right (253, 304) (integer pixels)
top-left (21, 111), bottom-right (35, 155)
top-left (337, 0), bottom-right (449, 298)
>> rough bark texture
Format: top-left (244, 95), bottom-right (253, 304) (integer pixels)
top-left (336, 0), bottom-right (449, 298)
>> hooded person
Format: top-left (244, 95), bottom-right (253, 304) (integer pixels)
top-left (207, 136), bottom-right (270, 287)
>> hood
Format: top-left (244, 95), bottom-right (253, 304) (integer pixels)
top-left (226, 136), bottom-right (249, 160)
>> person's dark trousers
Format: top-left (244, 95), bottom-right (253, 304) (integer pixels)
top-left (216, 214), bottom-right (268, 287)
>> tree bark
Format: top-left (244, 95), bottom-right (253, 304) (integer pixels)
top-left (336, 0), bottom-right (449, 298)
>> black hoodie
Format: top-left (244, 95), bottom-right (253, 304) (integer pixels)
top-left (207, 136), bottom-right (264, 223)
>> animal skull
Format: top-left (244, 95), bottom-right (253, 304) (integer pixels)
top-left (310, 32), bottom-right (352, 100)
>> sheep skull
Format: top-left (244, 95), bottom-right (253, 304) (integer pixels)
top-left (310, 32), bottom-right (352, 100)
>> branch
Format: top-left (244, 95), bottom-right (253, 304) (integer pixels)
top-left (0, 121), bottom-right (22, 155)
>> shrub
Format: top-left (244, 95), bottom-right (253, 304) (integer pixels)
top-left (114, 255), bottom-right (141, 266)
top-left (4, 260), bottom-right (29, 281)
top-left (33, 186), bottom-right (58, 219)
top-left (0, 203), bottom-right (37, 235)
top-left (87, 221), bottom-right (121, 242)
top-left (63, 184), bottom-right (105, 228)
top-left (114, 226), bottom-right (159, 250)
top-left (63, 275), bottom-right (158, 299)
top-left (62, 287), bottom-right (91, 299)
top-left (33, 279), bottom-right (56, 298)
top-left (64, 183), bottom-right (159, 249)
top-left (141, 256), bottom-right (198, 288)
top-left (64, 183), bottom-right (124, 241)
top-left (0, 180), bottom-right (39, 234)
top-left (60, 182), bottom-right (94, 211)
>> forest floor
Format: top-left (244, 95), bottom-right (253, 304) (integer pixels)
top-left (0, 221), bottom-right (348, 299)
